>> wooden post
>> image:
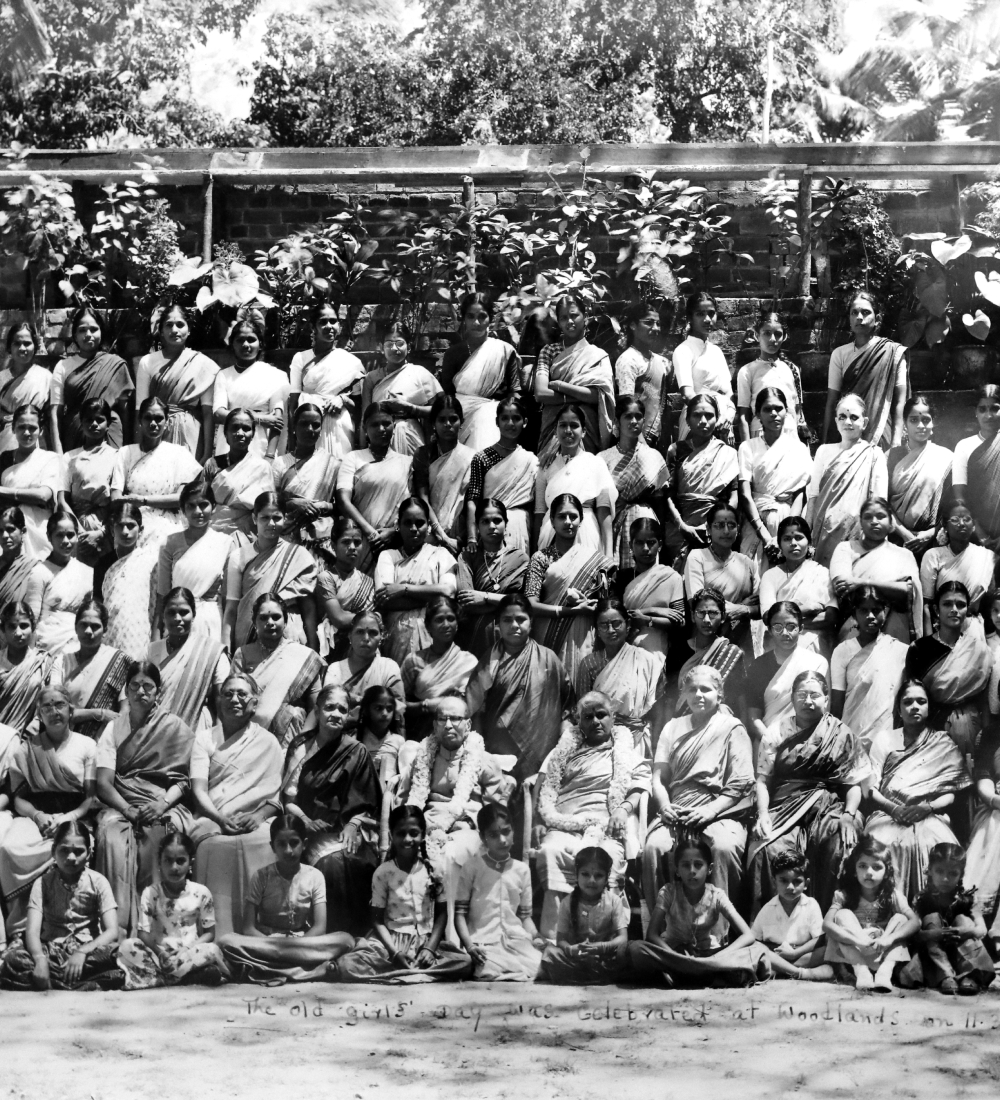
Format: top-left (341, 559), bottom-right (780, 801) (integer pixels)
top-left (762, 40), bottom-right (774, 144)
top-left (954, 173), bottom-right (967, 231)
top-left (462, 175), bottom-right (476, 292)
top-left (202, 174), bottom-right (214, 264)
top-left (796, 170), bottom-right (813, 299)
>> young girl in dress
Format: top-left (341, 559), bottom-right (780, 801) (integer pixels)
top-left (356, 685), bottom-right (406, 781)
top-left (629, 830), bottom-right (768, 987)
top-left (454, 803), bottom-right (543, 981)
top-left (0, 820), bottom-right (122, 990)
top-left (118, 830), bottom-right (230, 989)
top-left (539, 846), bottom-right (629, 984)
top-left (335, 805), bottom-right (472, 983)
top-left (823, 834), bottom-right (919, 991)
top-left (900, 842), bottom-right (995, 995)
top-left (217, 814), bottom-right (355, 984)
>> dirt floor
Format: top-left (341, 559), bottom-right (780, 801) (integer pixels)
top-left (4, 981), bottom-right (1000, 1100)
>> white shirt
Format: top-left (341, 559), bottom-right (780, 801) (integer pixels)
top-left (751, 894), bottom-right (824, 947)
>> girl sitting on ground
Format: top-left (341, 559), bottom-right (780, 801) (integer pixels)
top-left (454, 803), bottom-right (543, 981)
top-left (823, 834), bottom-right (919, 991)
top-left (118, 830), bottom-right (230, 989)
top-left (538, 846), bottom-right (629, 984)
top-left (628, 830), bottom-right (768, 988)
top-left (900, 841), bottom-right (995, 996)
top-left (0, 820), bottom-right (122, 990)
top-left (216, 814), bottom-right (354, 984)
top-left (335, 805), bottom-right (471, 983)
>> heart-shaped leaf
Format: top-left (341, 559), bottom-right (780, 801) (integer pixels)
top-left (930, 235), bottom-right (971, 265)
top-left (963, 309), bottom-right (991, 341)
top-left (925, 314), bottom-right (951, 346)
top-left (975, 270), bottom-right (1000, 307)
top-left (899, 313), bottom-right (927, 348)
top-left (914, 266), bottom-right (949, 317)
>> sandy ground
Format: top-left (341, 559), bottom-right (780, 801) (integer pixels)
top-left (4, 981), bottom-right (1000, 1100)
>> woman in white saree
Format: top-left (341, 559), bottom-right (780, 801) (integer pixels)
top-left (135, 304), bottom-right (218, 462)
top-left (287, 302), bottom-right (365, 459)
top-left (440, 293), bottom-right (522, 452)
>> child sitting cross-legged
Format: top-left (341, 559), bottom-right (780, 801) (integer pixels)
top-left (899, 842), bottom-right (996, 996)
top-left (750, 849), bottom-right (833, 981)
top-left (334, 805), bottom-right (472, 983)
top-left (628, 830), bottom-right (769, 988)
top-left (117, 831), bottom-right (231, 989)
top-left (823, 835), bottom-right (919, 991)
top-left (0, 820), bottom-right (123, 991)
top-left (538, 846), bottom-right (629, 984)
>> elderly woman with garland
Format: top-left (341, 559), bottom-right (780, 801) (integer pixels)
top-left (396, 692), bottom-right (512, 874)
top-left (535, 690), bottom-right (649, 941)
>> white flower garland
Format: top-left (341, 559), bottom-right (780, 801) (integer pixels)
top-left (405, 729), bottom-right (486, 843)
top-left (538, 724), bottom-right (634, 836)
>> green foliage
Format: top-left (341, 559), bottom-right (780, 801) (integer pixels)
top-left (254, 200), bottom-right (377, 346)
top-left (0, 163), bottom-right (86, 309)
top-left (247, 0), bottom-right (841, 147)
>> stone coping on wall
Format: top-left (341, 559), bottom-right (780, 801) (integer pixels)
top-left (3, 142), bottom-right (1000, 184)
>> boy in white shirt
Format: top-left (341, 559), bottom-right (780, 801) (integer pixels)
top-left (753, 850), bottom-right (834, 981)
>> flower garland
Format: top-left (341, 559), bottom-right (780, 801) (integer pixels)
top-left (537, 724), bottom-right (634, 835)
top-left (405, 729), bottom-right (486, 843)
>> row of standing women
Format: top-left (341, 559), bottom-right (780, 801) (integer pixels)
top-left (0, 282), bottom-right (999, 991)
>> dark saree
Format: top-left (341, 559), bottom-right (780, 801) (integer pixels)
top-left (747, 713), bottom-right (871, 913)
top-left (966, 431), bottom-right (1000, 543)
top-left (61, 351), bottom-right (134, 450)
top-left (294, 734), bottom-right (382, 936)
top-left (456, 546), bottom-right (530, 656)
top-left (840, 337), bottom-right (907, 451)
top-left (95, 709), bottom-right (196, 933)
top-left (466, 637), bottom-right (574, 780)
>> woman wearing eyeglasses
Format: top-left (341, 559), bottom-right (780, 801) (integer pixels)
top-left (806, 393), bottom-right (888, 567)
top-left (747, 669), bottom-right (871, 914)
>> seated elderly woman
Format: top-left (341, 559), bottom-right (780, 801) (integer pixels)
top-left (396, 692), bottom-right (512, 867)
top-left (535, 690), bottom-right (650, 942)
top-left (641, 665), bottom-right (755, 912)
top-left (0, 685), bottom-right (98, 933)
top-left (747, 669), bottom-right (871, 914)
top-left (283, 684), bottom-right (382, 937)
top-left (188, 671), bottom-right (285, 936)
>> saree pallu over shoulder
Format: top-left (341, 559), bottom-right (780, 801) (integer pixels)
top-left (917, 618), bottom-right (993, 715)
top-left (0, 551), bottom-right (43, 609)
top-left (294, 734), bottom-right (381, 831)
top-left (429, 443), bottom-right (475, 541)
top-left (746, 713), bottom-right (869, 864)
top-left (532, 544), bottom-right (610, 664)
top-left (675, 439), bottom-right (739, 527)
top-left (841, 634), bottom-right (908, 751)
top-left (154, 633), bottom-right (224, 731)
top-left (888, 442), bottom-right (953, 534)
top-left (57, 645), bottom-right (131, 739)
top-left (456, 547), bottom-right (530, 655)
top-left (879, 727), bottom-right (971, 803)
top-left (0, 649), bottom-right (54, 733)
top-left (840, 337), bottom-right (907, 450)
top-left (142, 349), bottom-right (218, 453)
top-left (111, 708), bottom-right (196, 803)
top-left (452, 337), bottom-right (519, 451)
top-left (274, 450), bottom-right (339, 547)
top-left (656, 709), bottom-right (755, 813)
top-left (584, 643), bottom-right (665, 745)
top-left (811, 442), bottom-right (882, 567)
top-left (675, 637), bottom-right (744, 717)
top-left (207, 452), bottom-right (275, 541)
top-left (234, 642), bottom-right (323, 750)
top-left (468, 638), bottom-right (572, 779)
top-left (234, 540), bottom-right (316, 647)
top-left (967, 431), bottom-right (1000, 541)
top-left (61, 352), bottom-right (133, 449)
top-left (537, 340), bottom-right (615, 456)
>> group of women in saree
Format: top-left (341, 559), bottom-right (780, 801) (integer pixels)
top-left (10, 276), bottom-right (1000, 988)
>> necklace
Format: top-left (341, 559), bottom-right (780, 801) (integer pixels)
top-left (482, 852), bottom-right (509, 872)
top-left (482, 545), bottom-right (506, 588)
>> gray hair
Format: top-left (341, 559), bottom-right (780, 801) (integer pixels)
top-left (679, 664), bottom-right (725, 698)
